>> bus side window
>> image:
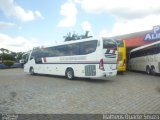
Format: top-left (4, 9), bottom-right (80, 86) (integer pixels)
top-left (66, 43), bottom-right (79, 56)
top-left (80, 40), bottom-right (97, 55)
top-left (55, 45), bottom-right (66, 56)
top-left (85, 47), bottom-right (95, 54)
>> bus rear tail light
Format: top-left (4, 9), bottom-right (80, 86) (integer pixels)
top-left (99, 59), bottom-right (104, 71)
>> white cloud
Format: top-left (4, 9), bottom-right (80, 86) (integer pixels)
top-left (71, 0), bottom-right (82, 3)
top-left (35, 10), bottom-right (43, 18)
top-left (0, 0), bottom-right (43, 22)
top-left (76, 0), bottom-right (160, 20)
top-left (14, 6), bottom-right (35, 21)
top-left (0, 33), bottom-right (41, 52)
top-left (81, 21), bottom-right (91, 31)
top-left (99, 29), bottom-right (109, 37)
top-left (58, 2), bottom-right (77, 27)
top-left (100, 15), bottom-right (160, 37)
top-left (73, 0), bottom-right (160, 37)
top-left (0, 33), bottom-right (57, 52)
top-left (81, 21), bottom-right (93, 36)
top-left (0, 21), bottom-right (16, 28)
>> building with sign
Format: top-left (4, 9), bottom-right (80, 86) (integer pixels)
top-left (113, 26), bottom-right (160, 49)
top-left (112, 26), bottom-right (160, 69)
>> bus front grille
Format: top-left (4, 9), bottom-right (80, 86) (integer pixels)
top-left (85, 65), bottom-right (96, 76)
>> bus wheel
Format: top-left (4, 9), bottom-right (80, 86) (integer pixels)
top-left (151, 66), bottom-right (156, 75)
top-left (66, 68), bottom-right (74, 80)
top-left (146, 66), bottom-right (150, 75)
top-left (29, 67), bottom-right (35, 75)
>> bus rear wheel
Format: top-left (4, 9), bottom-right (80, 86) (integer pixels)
top-left (146, 66), bottom-right (150, 75)
top-left (66, 68), bottom-right (74, 80)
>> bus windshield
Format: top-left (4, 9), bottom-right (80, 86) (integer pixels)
top-left (103, 39), bottom-right (117, 50)
top-left (116, 40), bottom-right (124, 47)
top-left (22, 52), bottom-right (30, 64)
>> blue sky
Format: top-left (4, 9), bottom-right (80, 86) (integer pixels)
top-left (0, 0), bottom-right (160, 52)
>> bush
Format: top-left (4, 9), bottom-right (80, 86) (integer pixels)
top-left (3, 60), bottom-right (15, 67)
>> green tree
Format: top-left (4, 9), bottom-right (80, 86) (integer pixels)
top-left (0, 48), bottom-right (10, 63)
top-left (10, 52), bottom-right (17, 58)
top-left (63, 31), bottom-right (92, 42)
top-left (15, 52), bottom-right (24, 62)
top-left (63, 32), bottom-right (72, 41)
top-left (3, 54), bottom-right (15, 61)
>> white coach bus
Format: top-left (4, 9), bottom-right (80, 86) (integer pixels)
top-left (129, 40), bottom-right (160, 75)
top-left (24, 38), bottom-right (118, 80)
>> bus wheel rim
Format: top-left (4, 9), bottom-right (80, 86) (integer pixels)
top-left (151, 68), bottom-right (155, 75)
top-left (30, 68), bottom-right (34, 74)
top-left (146, 68), bottom-right (150, 74)
top-left (67, 71), bottom-right (72, 79)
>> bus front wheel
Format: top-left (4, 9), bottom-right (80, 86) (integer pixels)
top-left (29, 67), bottom-right (35, 75)
top-left (66, 68), bottom-right (74, 80)
top-left (151, 66), bottom-right (156, 75)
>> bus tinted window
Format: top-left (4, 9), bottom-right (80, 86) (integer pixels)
top-left (66, 43), bottom-right (79, 56)
top-left (130, 43), bottom-right (160, 59)
top-left (79, 40), bottom-right (97, 55)
top-left (54, 45), bottom-right (67, 56)
top-left (32, 40), bottom-right (98, 58)
top-left (42, 47), bottom-right (56, 57)
top-left (22, 53), bottom-right (29, 63)
top-left (31, 48), bottom-right (43, 58)
top-left (103, 39), bottom-right (117, 49)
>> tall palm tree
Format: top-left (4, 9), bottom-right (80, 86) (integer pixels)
top-left (63, 32), bottom-right (72, 41)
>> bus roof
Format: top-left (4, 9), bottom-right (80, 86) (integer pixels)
top-left (44, 37), bottom-right (99, 48)
top-left (130, 40), bottom-right (160, 53)
top-left (34, 37), bottom-right (116, 49)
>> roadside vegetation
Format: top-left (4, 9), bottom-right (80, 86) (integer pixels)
top-left (0, 48), bottom-right (24, 68)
